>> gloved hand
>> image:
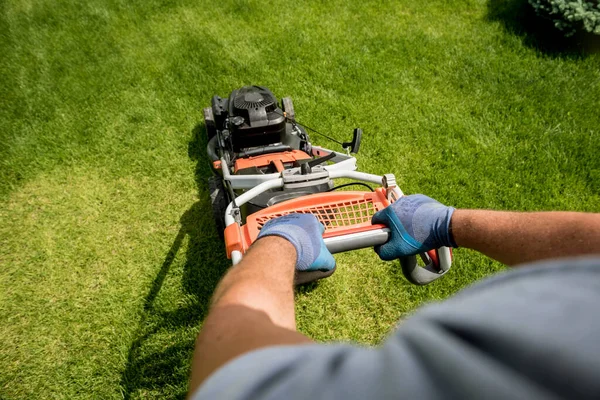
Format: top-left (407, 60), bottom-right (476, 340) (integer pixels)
top-left (371, 194), bottom-right (457, 260)
top-left (257, 213), bottom-right (336, 271)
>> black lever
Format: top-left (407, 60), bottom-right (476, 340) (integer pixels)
top-left (300, 152), bottom-right (336, 174)
top-left (308, 152), bottom-right (336, 167)
top-left (342, 128), bottom-right (362, 154)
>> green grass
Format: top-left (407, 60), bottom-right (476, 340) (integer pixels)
top-left (1, 0), bottom-right (599, 398)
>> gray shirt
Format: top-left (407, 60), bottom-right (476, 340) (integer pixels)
top-left (193, 257), bottom-right (600, 399)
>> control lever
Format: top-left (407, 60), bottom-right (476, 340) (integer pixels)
top-left (300, 152), bottom-right (336, 174)
top-left (342, 128), bottom-right (362, 154)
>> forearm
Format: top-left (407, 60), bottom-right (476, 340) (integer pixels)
top-left (188, 236), bottom-right (312, 395)
top-left (211, 236), bottom-right (298, 329)
top-left (452, 210), bottom-right (600, 266)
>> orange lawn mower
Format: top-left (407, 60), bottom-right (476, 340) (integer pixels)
top-left (204, 86), bottom-right (452, 285)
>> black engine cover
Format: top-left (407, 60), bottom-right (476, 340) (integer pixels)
top-left (213, 86), bottom-right (286, 152)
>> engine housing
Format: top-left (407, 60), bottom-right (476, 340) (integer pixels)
top-left (211, 86), bottom-right (286, 152)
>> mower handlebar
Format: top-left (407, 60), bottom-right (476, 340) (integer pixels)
top-left (224, 169), bottom-right (451, 285)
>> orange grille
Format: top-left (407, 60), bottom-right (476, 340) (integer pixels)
top-left (224, 188), bottom-right (392, 258)
top-left (255, 198), bottom-right (379, 230)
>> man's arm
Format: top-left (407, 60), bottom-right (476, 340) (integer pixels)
top-left (451, 210), bottom-right (600, 266)
top-left (372, 194), bottom-right (600, 266)
top-left (188, 236), bottom-right (312, 395)
top-left (188, 214), bottom-right (335, 396)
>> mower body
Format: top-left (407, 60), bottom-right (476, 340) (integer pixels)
top-left (203, 86), bottom-right (453, 285)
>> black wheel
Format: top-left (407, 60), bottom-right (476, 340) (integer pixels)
top-left (208, 176), bottom-right (228, 240)
top-left (203, 107), bottom-right (217, 139)
top-left (282, 97), bottom-right (295, 120)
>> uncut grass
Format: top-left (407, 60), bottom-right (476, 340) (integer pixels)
top-left (1, 0), bottom-right (599, 398)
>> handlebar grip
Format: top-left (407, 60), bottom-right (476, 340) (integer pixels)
top-left (399, 246), bottom-right (452, 285)
top-left (323, 228), bottom-right (390, 254)
top-left (323, 229), bottom-right (452, 285)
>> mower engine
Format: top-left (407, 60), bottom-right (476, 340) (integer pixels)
top-left (209, 86), bottom-right (291, 153)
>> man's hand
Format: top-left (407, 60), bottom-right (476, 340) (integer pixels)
top-left (372, 194), bottom-right (456, 260)
top-left (258, 213), bottom-right (336, 271)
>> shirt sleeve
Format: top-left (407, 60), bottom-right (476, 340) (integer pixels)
top-left (192, 257), bottom-right (600, 400)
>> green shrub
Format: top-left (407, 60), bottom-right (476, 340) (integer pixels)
top-left (528, 0), bottom-right (600, 36)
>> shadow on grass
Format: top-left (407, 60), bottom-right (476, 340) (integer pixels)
top-left (119, 124), bottom-right (229, 399)
top-left (486, 0), bottom-right (593, 57)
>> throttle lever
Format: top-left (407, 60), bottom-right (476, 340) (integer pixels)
top-left (300, 152), bottom-right (336, 174)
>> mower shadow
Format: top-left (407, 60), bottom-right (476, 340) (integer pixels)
top-left (119, 124), bottom-right (229, 399)
top-left (486, 0), bottom-right (591, 57)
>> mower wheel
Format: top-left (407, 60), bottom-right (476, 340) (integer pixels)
top-left (208, 176), bottom-right (228, 240)
top-left (281, 97), bottom-right (295, 120)
top-left (203, 107), bottom-right (217, 139)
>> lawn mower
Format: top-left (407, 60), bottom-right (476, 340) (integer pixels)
top-left (203, 85), bottom-right (452, 285)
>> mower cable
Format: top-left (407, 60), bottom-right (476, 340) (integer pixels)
top-left (273, 110), bottom-right (344, 147)
top-left (327, 182), bottom-right (374, 192)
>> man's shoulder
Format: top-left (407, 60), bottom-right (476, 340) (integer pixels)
top-left (457, 255), bottom-right (600, 294)
top-left (405, 255), bottom-right (600, 337)
top-left (391, 256), bottom-right (600, 399)
top-left (193, 257), bottom-right (600, 400)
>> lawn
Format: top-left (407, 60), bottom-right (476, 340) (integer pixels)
top-left (1, 0), bottom-right (599, 398)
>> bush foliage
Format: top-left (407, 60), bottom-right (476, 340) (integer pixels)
top-left (529, 0), bottom-right (600, 36)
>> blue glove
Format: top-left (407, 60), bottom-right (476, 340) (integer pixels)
top-left (257, 213), bottom-right (336, 271)
top-left (371, 194), bottom-right (457, 261)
